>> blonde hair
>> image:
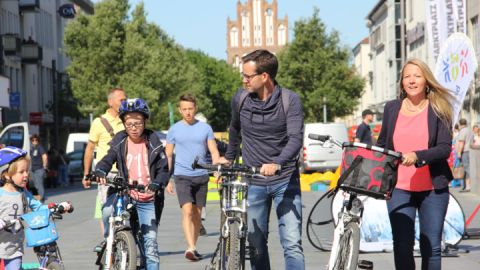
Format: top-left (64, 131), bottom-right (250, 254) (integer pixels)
top-left (1, 156), bottom-right (30, 185)
top-left (399, 58), bottom-right (453, 128)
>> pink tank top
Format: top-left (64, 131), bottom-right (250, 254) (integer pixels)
top-left (126, 138), bottom-right (153, 201)
top-left (393, 106), bottom-right (433, 191)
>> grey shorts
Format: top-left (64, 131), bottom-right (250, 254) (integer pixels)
top-left (174, 174), bottom-right (209, 207)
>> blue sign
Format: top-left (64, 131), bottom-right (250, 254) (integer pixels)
top-left (10, 92), bottom-right (20, 108)
top-left (58, 4), bottom-right (76, 19)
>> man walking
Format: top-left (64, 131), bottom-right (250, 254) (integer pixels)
top-left (355, 109), bottom-right (374, 144)
top-left (82, 87), bottom-right (126, 248)
top-left (165, 93), bottom-right (221, 261)
top-left (221, 49), bottom-right (305, 270)
top-left (29, 134), bottom-right (48, 202)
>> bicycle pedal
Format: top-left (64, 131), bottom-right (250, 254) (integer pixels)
top-left (357, 260), bottom-right (373, 269)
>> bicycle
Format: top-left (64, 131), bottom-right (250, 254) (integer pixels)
top-left (308, 134), bottom-right (402, 270)
top-left (191, 158), bottom-right (266, 270)
top-left (2, 202), bottom-right (74, 270)
top-left (90, 174), bottom-right (154, 270)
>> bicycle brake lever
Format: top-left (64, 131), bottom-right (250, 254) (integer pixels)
top-left (251, 174), bottom-right (267, 179)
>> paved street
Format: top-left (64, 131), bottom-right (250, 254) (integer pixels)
top-left (23, 183), bottom-right (480, 269)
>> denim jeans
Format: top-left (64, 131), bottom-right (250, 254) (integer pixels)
top-left (31, 168), bottom-right (45, 200)
top-left (102, 195), bottom-right (160, 270)
top-left (247, 173), bottom-right (304, 270)
top-left (387, 188), bottom-right (449, 270)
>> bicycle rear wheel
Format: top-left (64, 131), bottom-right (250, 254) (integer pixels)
top-left (333, 222), bottom-right (360, 270)
top-left (307, 190), bottom-right (336, 251)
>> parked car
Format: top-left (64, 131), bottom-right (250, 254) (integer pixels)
top-left (300, 123), bottom-right (349, 173)
top-left (67, 149), bottom-right (84, 182)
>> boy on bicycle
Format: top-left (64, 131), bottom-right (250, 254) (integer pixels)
top-left (93, 98), bottom-right (170, 270)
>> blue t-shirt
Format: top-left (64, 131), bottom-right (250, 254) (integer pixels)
top-left (167, 121), bottom-right (215, 176)
top-left (30, 144), bottom-right (46, 171)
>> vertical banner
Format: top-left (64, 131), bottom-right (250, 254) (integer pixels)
top-left (435, 33), bottom-right (478, 126)
top-left (425, 0), bottom-right (466, 62)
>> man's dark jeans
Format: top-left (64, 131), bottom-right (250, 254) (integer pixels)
top-left (387, 188), bottom-right (449, 270)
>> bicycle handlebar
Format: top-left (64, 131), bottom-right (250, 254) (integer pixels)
top-left (88, 173), bottom-right (147, 192)
top-left (192, 157), bottom-right (278, 178)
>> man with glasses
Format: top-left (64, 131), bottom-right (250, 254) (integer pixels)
top-left (165, 93), bottom-right (221, 261)
top-left (220, 49), bottom-right (305, 270)
top-left (82, 87), bottom-right (126, 251)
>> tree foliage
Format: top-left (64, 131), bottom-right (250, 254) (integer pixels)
top-left (64, 0), bottom-right (202, 130)
top-left (186, 49), bottom-right (241, 131)
top-left (277, 8), bottom-right (364, 122)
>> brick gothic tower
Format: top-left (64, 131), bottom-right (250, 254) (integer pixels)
top-left (227, 0), bottom-right (288, 68)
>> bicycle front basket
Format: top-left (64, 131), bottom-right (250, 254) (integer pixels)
top-left (338, 142), bottom-right (401, 199)
top-left (22, 208), bottom-right (58, 247)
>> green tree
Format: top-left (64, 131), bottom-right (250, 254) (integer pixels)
top-left (277, 8), bottom-right (364, 122)
top-left (64, 0), bottom-right (202, 130)
top-left (186, 49), bottom-right (241, 131)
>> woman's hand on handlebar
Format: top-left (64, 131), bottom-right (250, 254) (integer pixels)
top-left (260, 163), bottom-right (281, 176)
top-left (401, 152), bottom-right (418, 167)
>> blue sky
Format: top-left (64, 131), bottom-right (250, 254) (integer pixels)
top-left (95, 0), bottom-right (379, 60)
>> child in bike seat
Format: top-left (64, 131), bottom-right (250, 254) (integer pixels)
top-left (94, 98), bottom-right (170, 270)
top-left (0, 146), bottom-right (71, 270)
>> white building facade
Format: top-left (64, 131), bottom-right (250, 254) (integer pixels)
top-left (0, 0), bottom-right (93, 146)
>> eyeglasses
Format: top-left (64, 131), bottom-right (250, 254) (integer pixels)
top-left (241, 73), bottom-right (259, 81)
top-left (124, 122), bottom-right (144, 129)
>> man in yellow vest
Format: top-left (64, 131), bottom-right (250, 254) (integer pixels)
top-left (82, 87), bottom-right (126, 251)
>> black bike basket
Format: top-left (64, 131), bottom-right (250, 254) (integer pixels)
top-left (337, 142), bottom-right (401, 200)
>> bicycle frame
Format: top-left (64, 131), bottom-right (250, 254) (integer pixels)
top-left (220, 178), bottom-right (248, 238)
top-left (192, 160), bottom-right (264, 270)
top-left (327, 191), bottom-right (363, 270)
top-left (96, 176), bottom-right (145, 270)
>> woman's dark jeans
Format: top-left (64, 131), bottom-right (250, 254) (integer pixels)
top-left (387, 188), bottom-right (449, 270)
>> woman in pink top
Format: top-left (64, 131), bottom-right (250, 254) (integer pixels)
top-left (377, 59), bottom-right (454, 270)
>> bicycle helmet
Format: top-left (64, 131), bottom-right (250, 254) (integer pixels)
top-left (0, 146), bottom-right (28, 173)
top-left (119, 98), bottom-right (150, 120)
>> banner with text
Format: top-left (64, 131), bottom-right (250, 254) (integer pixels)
top-left (425, 0), bottom-right (466, 62)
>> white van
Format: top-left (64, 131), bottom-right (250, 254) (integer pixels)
top-left (65, 133), bottom-right (89, 153)
top-left (300, 123), bottom-right (349, 173)
top-left (0, 122), bottom-right (30, 152)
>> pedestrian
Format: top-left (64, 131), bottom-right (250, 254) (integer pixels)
top-left (94, 98), bottom-right (169, 270)
top-left (165, 93), bottom-right (221, 261)
top-left (82, 87), bottom-right (126, 250)
top-left (469, 124), bottom-right (480, 192)
top-left (376, 58), bottom-right (454, 270)
top-left (29, 134), bottom-right (48, 202)
top-left (57, 149), bottom-right (69, 187)
top-left (355, 109), bottom-right (374, 144)
top-left (219, 49), bottom-right (305, 270)
top-left (456, 118), bottom-right (472, 192)
top-left (0, 146), bottom-right (71, 269)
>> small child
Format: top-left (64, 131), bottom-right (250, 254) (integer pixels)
top-left (0, 146), bottom-right (70, 270)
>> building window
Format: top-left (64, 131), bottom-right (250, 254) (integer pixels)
top-left (278, 24), bottom-right (286, 46)
top-left (230, 27), bottom-right (238, 48)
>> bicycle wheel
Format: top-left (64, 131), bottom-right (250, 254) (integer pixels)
top-left (307, 190), bottom-right (336, 251)
top-left (111, 230), bottom-right (137, 270)
top-left (333, 222), bottom-right (360, 270)
top-left (226, 220), bottom-right (243, 270)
